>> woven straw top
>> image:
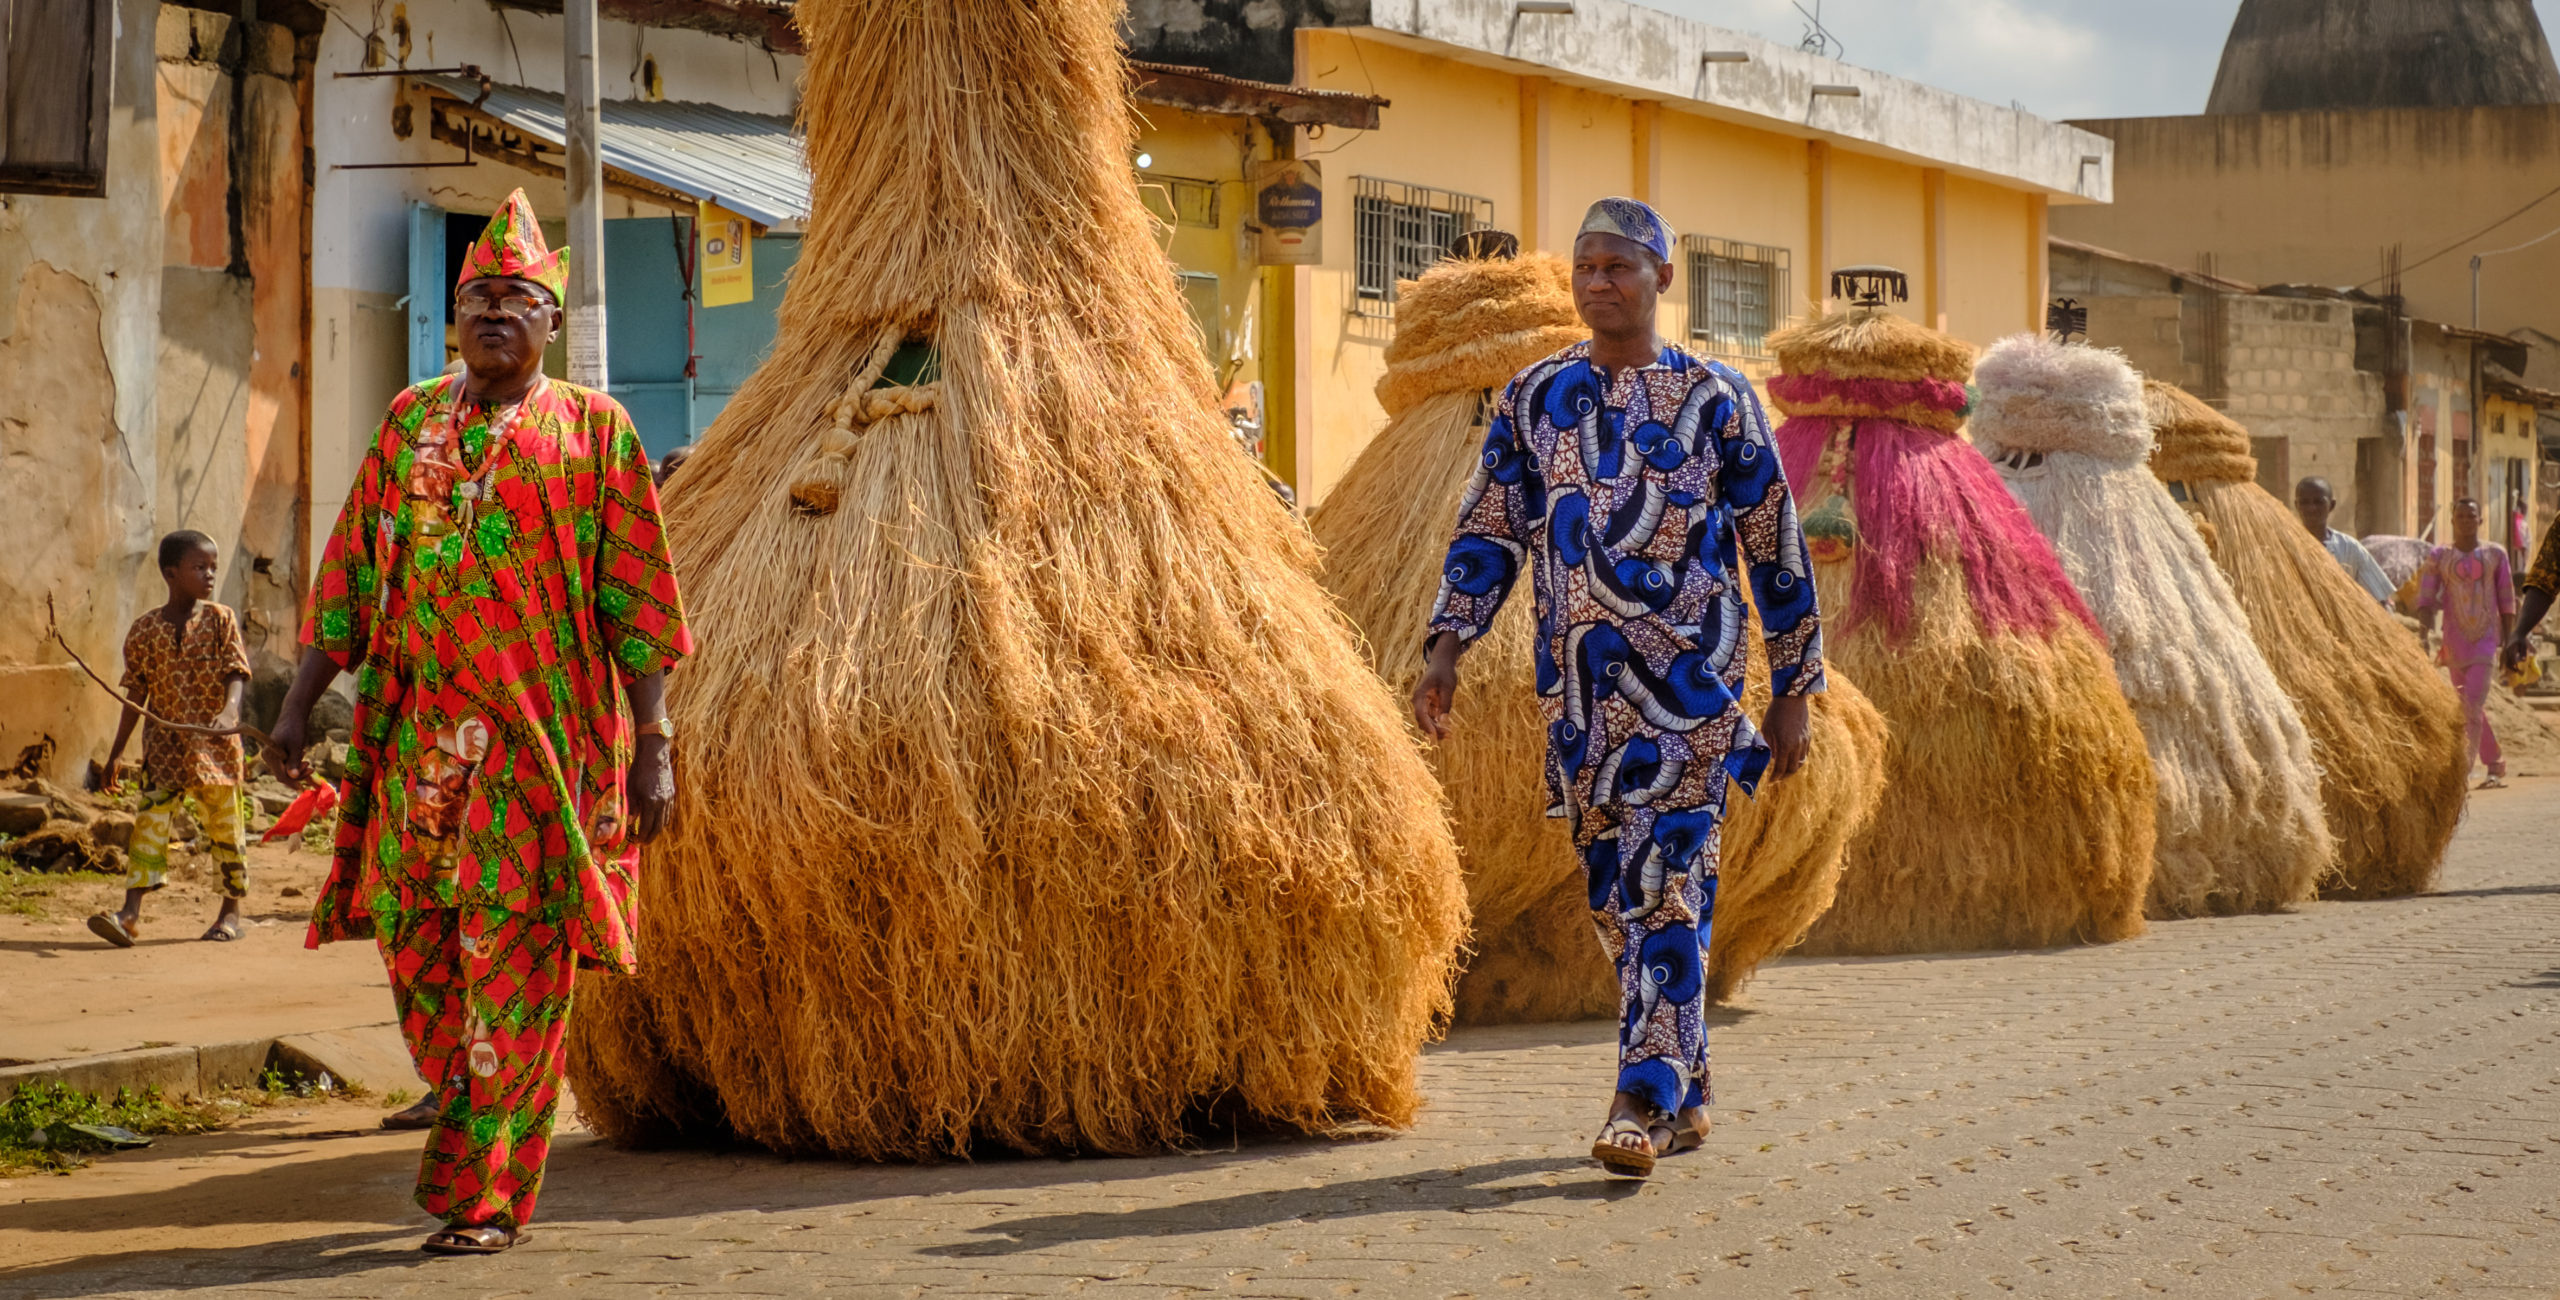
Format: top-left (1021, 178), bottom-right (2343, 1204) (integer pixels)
top-left (1765, 309), bottom-right (1979, 434)
top-left (2143, 378), bottom-right (2258, 484)
top-left (1968, 335), bottom-right (2153, 467)
top-left (1376, 254), bottom-right (1586, 418)
top-left (1768, 310), bottom-right (1978, 388)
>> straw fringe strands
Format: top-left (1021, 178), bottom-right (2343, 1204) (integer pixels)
top-left (1770, 312), bottom-right (2156, 957)
top-left (1311, 254), bottom-right (1886, 1021)
top-left (1972, 337), bottom-right (2330, 917)
top-left (564, 0), bottom-right (1469, 1161)
top-left (2144, 381), bottom-right (2468, 900)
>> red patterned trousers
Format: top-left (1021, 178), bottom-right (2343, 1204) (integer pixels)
top-left (377, 906), bottom-right (577, 1229)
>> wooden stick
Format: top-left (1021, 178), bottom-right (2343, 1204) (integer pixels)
top-left (44, 593), bottom-right (275, 748)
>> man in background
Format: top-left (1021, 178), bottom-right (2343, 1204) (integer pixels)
top-left (2294, 477), bottom-right (2395, 604)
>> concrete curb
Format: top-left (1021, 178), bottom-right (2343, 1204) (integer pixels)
top-left (0, 1023), bottom-right (422, 1101)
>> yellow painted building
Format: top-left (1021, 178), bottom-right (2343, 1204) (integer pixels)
top-left (1131, 2), bottom-right (2114, 509)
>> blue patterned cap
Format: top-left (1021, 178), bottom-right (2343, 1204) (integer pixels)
top-left (1577, 197), bottom-right (1674, 262)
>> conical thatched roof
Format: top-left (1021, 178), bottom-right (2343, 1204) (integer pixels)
top-left (2207, 0), bottom-right (2560, 114)
top-left (565, 0), bottom-right (1468, 1161)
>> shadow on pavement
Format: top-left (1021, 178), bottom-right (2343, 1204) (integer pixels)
top-left (916, 1153), bottom-right (1620, 1257)
top-left (2429, 882), bottom-right (2560, 900)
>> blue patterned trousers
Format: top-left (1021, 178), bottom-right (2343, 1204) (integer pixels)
top-left (1582, 806), bottom-right (1718, 1118)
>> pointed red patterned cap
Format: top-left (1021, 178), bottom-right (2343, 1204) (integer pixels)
top-left (455, 188), bottom-right (567, 302)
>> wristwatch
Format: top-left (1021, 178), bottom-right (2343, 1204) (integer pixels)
top-left (636, 717), bottom-right (675, 741)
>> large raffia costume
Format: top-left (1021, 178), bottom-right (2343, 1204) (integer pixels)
top-left (1312, 251), bottom-right (1885, 1021)
top-left (2144, 381), bottom-right (2467, 899)
top-left (1769, 308), bottom-right (2156, 955)
top-left (1972, 337), bottom-right (2330, 916)
top-left (563, 0), bottom-right (1468, 1159)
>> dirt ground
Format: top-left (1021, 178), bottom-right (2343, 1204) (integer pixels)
top-left (0, 839), bottom-right (390, 1065)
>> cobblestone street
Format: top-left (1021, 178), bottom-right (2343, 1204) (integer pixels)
top-left (5, 780), bottom-right (2555, 1299)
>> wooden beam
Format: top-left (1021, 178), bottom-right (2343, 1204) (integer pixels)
top-left (1130, 62), bottom-right (1386, 131)
top-left (491, 0), bottom-right (802, 55)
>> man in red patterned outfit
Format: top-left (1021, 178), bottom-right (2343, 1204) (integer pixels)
top-left (267, 190), bottom-right (691, 1255)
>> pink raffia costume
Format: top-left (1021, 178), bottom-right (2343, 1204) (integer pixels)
top-left (302, 190), bottom-right (691, 1233)
top-left (1763, 295), bottom-right (2156, 955)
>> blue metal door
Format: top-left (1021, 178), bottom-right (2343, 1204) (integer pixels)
top-left (692, 233), bottom-right (801, 434)
top-left (408, 202), bottom-right (449, 385)
top-left (603, 216), bottom-right (696, 458)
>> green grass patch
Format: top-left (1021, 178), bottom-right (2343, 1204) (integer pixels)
top-left (0, 1081), bottom-right (248, 1176)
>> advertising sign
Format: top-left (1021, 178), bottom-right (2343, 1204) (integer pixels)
top-left (699, 202), bottom-right (754, 307)
top-left (1253, 158), bottom-right (1323, 266)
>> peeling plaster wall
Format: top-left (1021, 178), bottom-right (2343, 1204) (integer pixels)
top-left (0, 0), bottom-right (315, 786)
top-left (0, 0), bottom-right (166, 782)
top-left (153, 8), bottom-right (316, 679)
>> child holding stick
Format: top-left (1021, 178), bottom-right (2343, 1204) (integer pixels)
top-left (89, 530), bottom-right (253, 946)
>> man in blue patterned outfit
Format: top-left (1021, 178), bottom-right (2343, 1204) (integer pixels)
top-left (1413, 198), bottom-right (1824, 1178)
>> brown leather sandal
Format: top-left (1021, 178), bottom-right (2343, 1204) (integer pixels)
top-left (1591, 1117), bottom-right (1658, 1178)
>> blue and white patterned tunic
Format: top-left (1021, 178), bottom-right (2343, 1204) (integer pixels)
top-left (1425, 341), bottom-right (1824, 1117)
top-left (1428, 342), bottom-right (1825, 828)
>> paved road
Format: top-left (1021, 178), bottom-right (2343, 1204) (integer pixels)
top-left (5, 781), bottom-right (2555, 1299)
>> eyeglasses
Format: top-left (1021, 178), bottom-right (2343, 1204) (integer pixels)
top-left (456, 289), bottom-right (552, 319)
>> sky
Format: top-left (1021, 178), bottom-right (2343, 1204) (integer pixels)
top-left (1647, 0), bottom-right (2560, 121)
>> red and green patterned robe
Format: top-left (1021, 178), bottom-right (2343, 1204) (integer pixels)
top-left (302, 374), bottom-right (690, 971)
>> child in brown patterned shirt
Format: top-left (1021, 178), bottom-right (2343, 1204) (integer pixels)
top-left (88, 530), bottom-right (253, 947)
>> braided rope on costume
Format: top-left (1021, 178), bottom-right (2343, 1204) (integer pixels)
top-left (792, 327), bottom-right (943, 515)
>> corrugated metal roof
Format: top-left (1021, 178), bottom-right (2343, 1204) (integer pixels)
top-left (418, 75), bottom-right (809, 227)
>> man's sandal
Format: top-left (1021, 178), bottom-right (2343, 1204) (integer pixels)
top-left (1650, 1113), bottom-right (1711, 1158)
top-left (380, 1096), bottom-right (439, 1131)
top-left (421, 1224), bottom-right (526, 1255)
top-left (86, 913), bottom-right (137, 949)
top-left (1591, 1117), bottom-right (1658, 1178)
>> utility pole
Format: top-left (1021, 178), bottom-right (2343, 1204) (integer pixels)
top-left (564, 0), bottom-right (608, 387)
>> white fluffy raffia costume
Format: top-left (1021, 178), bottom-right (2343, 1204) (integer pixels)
top-left (2145, 380), bottom-right (2469, 899)
top-left (1971, 336), bottom-right (2332, 916)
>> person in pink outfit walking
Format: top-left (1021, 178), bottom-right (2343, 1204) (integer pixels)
top-left (2416, 497), bottom-right (2516, 789)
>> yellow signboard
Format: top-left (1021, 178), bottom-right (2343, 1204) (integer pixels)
top-left (698, 202), bottom-right (754, 307)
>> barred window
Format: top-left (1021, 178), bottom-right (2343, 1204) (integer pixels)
top-left (1352, 177), bottom-right (1496, 317)
top-left (1684, 236), bottom-right (1791, 362)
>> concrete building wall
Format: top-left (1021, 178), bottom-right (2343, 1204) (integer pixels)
top-left (2053, 106), bottom-right (2560, 346)
top-left (2220, 295), bottom-right (2381, 508)
top-left (1944, 179), bottom-right (2033, 348)
top-left (152, 8), bottom-right (314, 684)
top-left (0, 0), bottom-right (169, 783)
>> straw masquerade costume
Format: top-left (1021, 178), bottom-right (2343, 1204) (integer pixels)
top-left (1314, 246), bottom-right (1883, 1025)
top-left (299, 190), bottom-right (690, 1243)
top-left (563, 0), bottom-right (1466, 1159)
top-left (2146, 381), bottom-right (2467, 898)
top-left (1768, 283), bottom-right (2155, 956)
top-left (1972, 336), bottom-right (2329, 917)
top-left (1419, 200), bottom-right (1829, 1147)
